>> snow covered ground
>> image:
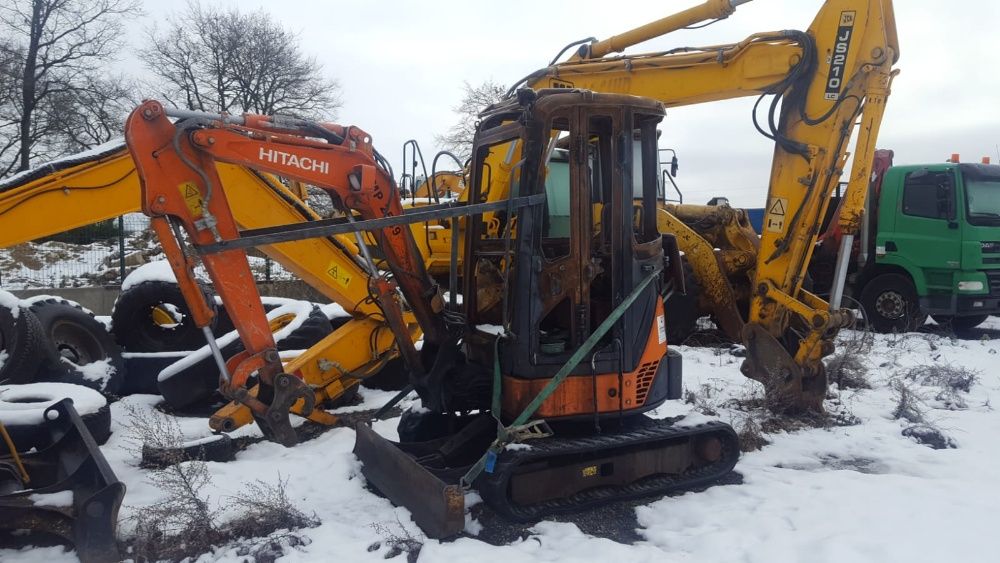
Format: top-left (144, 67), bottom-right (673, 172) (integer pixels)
top-left (2, 318), bottom-right (998, 563)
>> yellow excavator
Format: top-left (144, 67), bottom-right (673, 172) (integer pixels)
top-left (416, 0), bottom-right (899, 411)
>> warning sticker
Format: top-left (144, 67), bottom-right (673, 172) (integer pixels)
top-left (765, 197), bottom-right (788, 234)
top-left (178, 182), bottom-right (203, 217)
top-left (657, 314), bottom-right (666, 344)
top-left (326, 263), bottom-right (352, 288)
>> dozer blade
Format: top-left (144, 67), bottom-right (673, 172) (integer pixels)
top-left (353, 423), bottom-right (465, 539)
top-left (0, 399), bottom-right (125, 563)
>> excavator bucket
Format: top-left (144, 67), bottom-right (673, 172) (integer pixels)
top-left (353, 423), bottom-right (466, 539)
top-left (0, 399), bottom-right (125, 562)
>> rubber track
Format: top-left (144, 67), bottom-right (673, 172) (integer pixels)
top-left (476, 417), bottom-right (740, 522)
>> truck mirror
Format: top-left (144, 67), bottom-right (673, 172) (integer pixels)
top-left (670, 155), bottom-right (679, 177)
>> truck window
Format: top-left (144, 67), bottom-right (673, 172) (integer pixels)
top-left (902, 171), bottom-right (953, 220)
top-left (964, 173), bottom-right (1000, 226)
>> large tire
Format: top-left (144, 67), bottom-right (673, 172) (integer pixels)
top-left (931, 314), bottom-right (989, 333)
top-left (0, 382), bottom-right (110, 450)
top-left (28, 298), bottom-right (125, 396)
top-left (111, 281), bottom-right (218, 352)
top-left (0, 293), bottom-right (47, 385)
top-left (860, 273), bottom-right (927, 333)
top-left (157, 304), bottom-right (332, 410)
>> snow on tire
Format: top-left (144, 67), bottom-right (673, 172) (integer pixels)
top-left (157, 302), bottom-right (332, 410)
top-left (0, 290), bottom-right (47, 385)
top-left (26, 297), bottom-right (126, 396)
top-left (0, 382), bottom-right (110, 449)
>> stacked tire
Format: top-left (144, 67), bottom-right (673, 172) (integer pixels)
top-left (107, 280), bottom-right (333, 410)
top-left (1, 290), bottom-right (125, 396)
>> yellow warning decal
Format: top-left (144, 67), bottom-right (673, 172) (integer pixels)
top-left (581, 465), bottom-right (598, 478)
top-left (765, 197), bottom-right (788, 234)
top-left (326, 262), bottom-right (352, 289)
top-left (178, 182), bottom-right (203, 217)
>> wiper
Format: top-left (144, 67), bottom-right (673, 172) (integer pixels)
top-left (970, 212), bottom-right (1000, 218)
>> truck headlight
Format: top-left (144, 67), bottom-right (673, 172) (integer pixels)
top-left (958, 281), bottom-right (984, 291)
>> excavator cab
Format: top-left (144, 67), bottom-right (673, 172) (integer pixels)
top-left (357, 89), bottom-right (738, 538)
top-left (462, 89), bottom-right (678, 420)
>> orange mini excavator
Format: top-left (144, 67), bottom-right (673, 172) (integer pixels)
top-left (124, 89), bottom-right (738, 537)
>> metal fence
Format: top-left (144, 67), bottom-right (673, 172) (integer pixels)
top-left (0, 213), bottom-right (291, 289)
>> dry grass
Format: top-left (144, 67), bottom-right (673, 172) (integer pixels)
top-left (121, 404), bottom-right (319, 562)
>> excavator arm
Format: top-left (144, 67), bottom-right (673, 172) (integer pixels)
top-left (123, 101), bottom-right (447, 441)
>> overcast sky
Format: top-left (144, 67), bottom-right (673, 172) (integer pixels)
top-left (121, 0), bottom-right (1000, 207)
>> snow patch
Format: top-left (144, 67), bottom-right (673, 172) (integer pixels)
top-left (30, 491), bottom-right (74, 508)
top-left (121, 260), bottom-right (177, 291)
top-left (0, 350), bottom-right (7, 371)
top-left (65, 357), bottom-right (116, 390)
top-left (0, 289), bottom-right (20, 319)
top-left (320, 302), bottom-right (349, 319)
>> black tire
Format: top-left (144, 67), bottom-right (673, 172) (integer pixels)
top-left (111, 281), bottom-right (218, 352)
top-left (361, 356), bottom-right (410, 391)
top-left (157, 305), bottom-right (332, 410)
top-left (28, 298), bottom-right (126, 396)
top-left (0, 383), bottom-right (111, 450)
top-left (0, 295), bottom-right (47, 385)
top-left (663, 258), bottom-right (701, 344)
top-left (121, 351), bottom-right (189, 395)
top-left (212, 297), bottom-right (284, 338)
top-left (860, 273), bottom-right (927, 333)
top-left (142, 434), bottom-right (235, 468)
top-left (931, 314), bottom-right (989, 332)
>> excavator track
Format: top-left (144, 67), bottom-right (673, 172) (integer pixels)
top-left (476, 416), bottom-right (739, 522)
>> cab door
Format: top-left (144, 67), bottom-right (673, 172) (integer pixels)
top-left (883, 168), bottom-right (962, 289)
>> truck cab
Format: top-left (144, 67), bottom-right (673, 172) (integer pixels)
top-left (862, 160), bottom-right (1000, 331)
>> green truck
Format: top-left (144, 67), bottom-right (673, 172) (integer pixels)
top-left (808, 150), bottom-right (1000, 332)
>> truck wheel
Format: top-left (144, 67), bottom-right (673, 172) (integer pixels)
top-left (859, 273), bottom-right (927, 333)
top-left (931, 314), bottom-right (988, 332)
top-left (111, 281), bottom-right (217, 352)
top-left (28, 298), bottom-right (126, 396)
top-left (0, 294), bottom-right (46, 385)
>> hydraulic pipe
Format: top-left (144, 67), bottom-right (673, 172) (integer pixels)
top-left (579, 0), bottom-right (753, 59)
top-left (829, 234), bottom-right (854, 311)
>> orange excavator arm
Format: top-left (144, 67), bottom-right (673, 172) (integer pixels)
top-left (124, 100), bottom-right (446, 444)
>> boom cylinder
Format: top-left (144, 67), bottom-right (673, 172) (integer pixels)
top-left (579, 0), bottom-right (753, 59)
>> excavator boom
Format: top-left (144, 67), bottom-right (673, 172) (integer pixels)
top-left (465, 0), bottom-right (899, 410)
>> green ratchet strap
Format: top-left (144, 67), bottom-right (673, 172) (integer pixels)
top-left (461, 268), bottom-right (660, 487)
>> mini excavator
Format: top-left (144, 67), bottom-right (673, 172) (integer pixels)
top-left (122, 88), bottom-right (739, 537)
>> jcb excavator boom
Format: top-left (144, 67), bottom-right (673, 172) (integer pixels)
top-left (469, 0), bottom-right (899, 410)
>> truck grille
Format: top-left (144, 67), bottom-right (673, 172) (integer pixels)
top-left (986, 270), bottom-right (1000, 295)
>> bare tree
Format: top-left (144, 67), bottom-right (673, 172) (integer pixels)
top-left (0, 0), bottom-right (141, 177)
top-left (435, 79), bottom-right (507, 161)
top-left (142, 3), bottom-right (342, 119)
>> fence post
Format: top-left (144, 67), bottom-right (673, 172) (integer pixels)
top-left (265, 256), bottom-right (272, 283)
top-left (118, 215), bottom-right (126, 284)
